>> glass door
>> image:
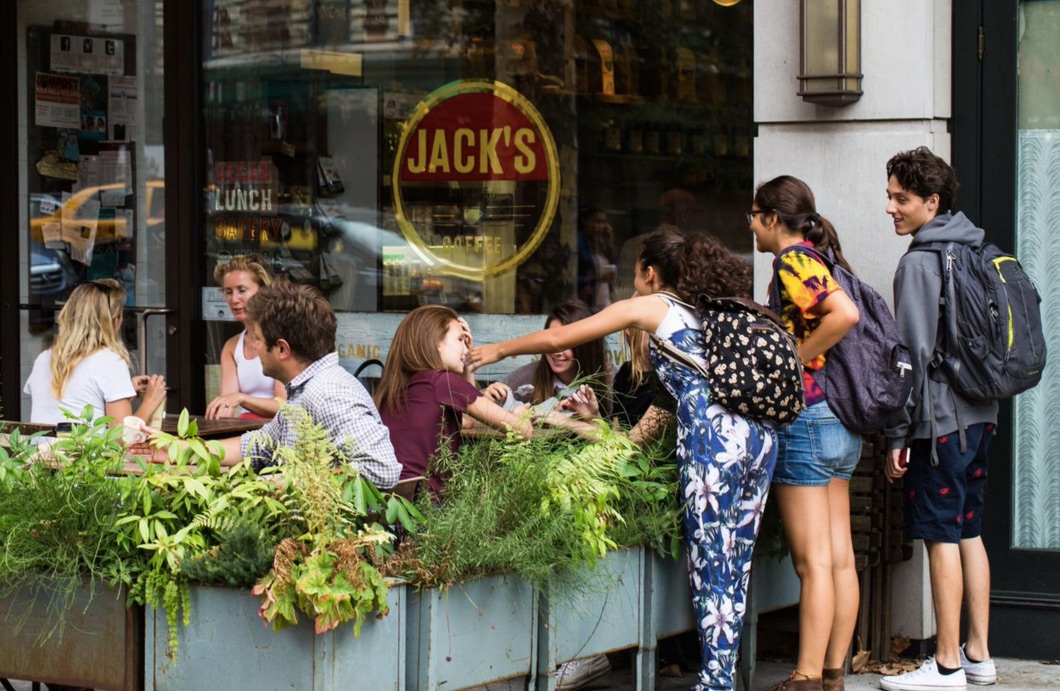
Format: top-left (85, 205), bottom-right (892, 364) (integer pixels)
top-left (13, 0), bottom-right (168, 419)
top-left (954, 0), bottom-right (1060, 658)
top-left (1012, 0), bottom-right (1060, 553)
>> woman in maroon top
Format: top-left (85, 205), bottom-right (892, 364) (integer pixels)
top-left (374, 305), bottom-right (533, 494)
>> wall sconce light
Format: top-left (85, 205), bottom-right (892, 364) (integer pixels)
top-left (798, 0), bottom-right (862, 106)
top-left (712, 0), bottom-right (743, 6)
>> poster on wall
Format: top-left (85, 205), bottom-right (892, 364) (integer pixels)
top-left (34, 72), bottom-right (80, 128)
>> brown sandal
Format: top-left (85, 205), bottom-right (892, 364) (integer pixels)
top-left (764, 670), bottom-right (824, 691)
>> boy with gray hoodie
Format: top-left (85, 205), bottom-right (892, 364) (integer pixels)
top-left (879, 147), bottom-right (997, 691)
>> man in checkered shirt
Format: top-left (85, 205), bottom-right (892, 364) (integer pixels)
top-left (155, 280), bottom-right (401, 489)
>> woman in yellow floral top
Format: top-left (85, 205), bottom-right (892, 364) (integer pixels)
top-left (750, 176), bottom-right (861, 691)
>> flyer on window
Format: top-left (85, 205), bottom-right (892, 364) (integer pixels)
top-left (34, 72), bottom-right (80, 128)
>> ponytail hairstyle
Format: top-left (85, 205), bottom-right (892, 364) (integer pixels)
top-left (50, 279), bottom-right (131, 398)
top-left (374, 305), bottom-right (460, 415)
top-left (638, 228), bottom-right (752, 302)
top-left (753, 175), bottom-right (853, 273)
top-left (532, 299), bottom-right (610, 411)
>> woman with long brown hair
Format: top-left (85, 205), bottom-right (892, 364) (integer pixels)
top-left (374, 305), bottom-right (532, 495)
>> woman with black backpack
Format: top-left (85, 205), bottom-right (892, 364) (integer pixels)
top-left (751, 175), bottom-right (861, 691)
top-left (466, 229), bottom-right (779, 691)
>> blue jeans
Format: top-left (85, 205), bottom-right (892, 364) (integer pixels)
top-left (773, 401), bottom-right (862, 486)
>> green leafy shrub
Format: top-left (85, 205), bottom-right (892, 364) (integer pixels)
top-left (388, 421), bottom-right (683, 593)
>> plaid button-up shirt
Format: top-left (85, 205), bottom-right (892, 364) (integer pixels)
top-left (241, 353), bottom-right (401, 488)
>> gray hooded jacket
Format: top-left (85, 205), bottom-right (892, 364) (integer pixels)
top-left (885, 211), bottom-right (999, 449)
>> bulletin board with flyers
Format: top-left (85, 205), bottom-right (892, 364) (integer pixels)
top-left (24, 25), bottom-right (139, 313)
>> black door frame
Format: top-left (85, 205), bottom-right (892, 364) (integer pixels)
top-left (952, 0), bottom-right (1060, 658)
top-left (0, 1), bottom-right (205, 417)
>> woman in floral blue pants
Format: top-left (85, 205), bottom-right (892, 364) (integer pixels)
top-left (468, 228), bottom-right (780, 691)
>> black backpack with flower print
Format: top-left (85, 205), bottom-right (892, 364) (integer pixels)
top-left (651, 293), bottom-right (805, 426)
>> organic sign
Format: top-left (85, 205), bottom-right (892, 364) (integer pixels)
top-left (392, 81), bottom-right (559, 279)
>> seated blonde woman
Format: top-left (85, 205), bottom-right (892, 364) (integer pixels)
top-left (205, 255), bottom-right (286, 419)
top-left (23, 279), bottom-right (166, 426)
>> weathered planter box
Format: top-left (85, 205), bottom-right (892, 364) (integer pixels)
top-left (541, 547), bottom-right (645, 666)
top-left (0, 580), bottom-right (141, 691)
top-left (648, 548), bottom-right (695, 640)
top-left (406, 573), bottom-right (538, 690)
top-left (145, 583), bottom-right (406, 690)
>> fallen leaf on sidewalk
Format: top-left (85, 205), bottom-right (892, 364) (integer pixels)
top-left (890, 636), bottom-right (911, 659)
top-left (851, 650), bottom-right (870, 673)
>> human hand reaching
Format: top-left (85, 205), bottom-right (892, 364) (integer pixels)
top-left (558, 384), bottom-right (600, 418)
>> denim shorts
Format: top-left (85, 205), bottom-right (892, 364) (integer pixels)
top-left (772, 401), bottom-right (863, 486)
top-left (905, 423), bottom-right (994, 543)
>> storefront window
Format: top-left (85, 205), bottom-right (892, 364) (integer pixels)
top-left (201, 0), bottom-right (753, 383)
top-left (16, 0), bottom-right (167, 417)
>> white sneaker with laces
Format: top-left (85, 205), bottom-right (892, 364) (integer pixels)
top-left (959, 645), bottom-right (997, 685)
top-left (880, 658), bottom-right (967, 691)
top-left (555, 655), bottom-right (611, 690)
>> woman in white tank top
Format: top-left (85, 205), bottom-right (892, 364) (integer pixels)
top-left (205, 256), bottom-right (286, 419)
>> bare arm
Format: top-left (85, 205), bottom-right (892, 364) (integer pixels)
top-left (104, 398), bottom-right (134, 427)
top-left (797, 289), bottom-right (860, 364)
top-left (467, 296), bottom-right (665, 370)
top-left (465, 396), bottom-right (533, 438)
top-left (206, 336), bottom-right (241, 419)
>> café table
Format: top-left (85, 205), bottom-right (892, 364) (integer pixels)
top-left (160, 414), bottom-right (265, 439)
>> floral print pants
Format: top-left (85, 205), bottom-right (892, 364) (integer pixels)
top-left (678, 401), bottom-right (778, 691)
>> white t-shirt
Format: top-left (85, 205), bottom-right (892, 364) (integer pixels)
top-left (23, 348), bottom-right (137, 424)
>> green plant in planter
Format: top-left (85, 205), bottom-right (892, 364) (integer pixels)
top-left (0, 408), bottom-right (133, 641)
top-left (609, 432), bottom-right (683, 558)
top-left (250, 406), bottom-right (413, 636)
top-left (391, 420), bottom-right (683, 593)
top-left (116, 410), bottom-right (293, 656)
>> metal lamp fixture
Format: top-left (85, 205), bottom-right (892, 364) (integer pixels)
top-left (798, 0), bottom-right (862, 106)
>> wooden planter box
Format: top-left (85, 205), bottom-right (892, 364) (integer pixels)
top-left (405, 573), bottom-right (538, 690)
top-left (145, 583), bottom-right (406, 690)
top-left (0, 581), bottom-right (141, 691)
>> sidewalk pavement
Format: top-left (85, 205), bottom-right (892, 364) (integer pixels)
top-left (564, 656), bottom-right (1060, 691)
top-left (460, 656), bottom-right (1060, 690)
top-left (5, 657), bottom-right (1058, 690)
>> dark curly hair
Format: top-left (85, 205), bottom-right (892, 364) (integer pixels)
top-left (886, 146), bottom-right (959, 212)
top-left (638, 229), bottom-right (752, 303)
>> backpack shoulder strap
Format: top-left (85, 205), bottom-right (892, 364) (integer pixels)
top-left (654, 290), bottom-right (695, 311)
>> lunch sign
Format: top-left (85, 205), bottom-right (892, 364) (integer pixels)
top-left (392, 80), bottom-right (559, 279)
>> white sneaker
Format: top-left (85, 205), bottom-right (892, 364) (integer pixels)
top-left (880, 658), bottom-right (967, 691)
top-left (555, 655), bottom-right (611, 690)
top-left (960, 645), bottom-right (997, 685)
